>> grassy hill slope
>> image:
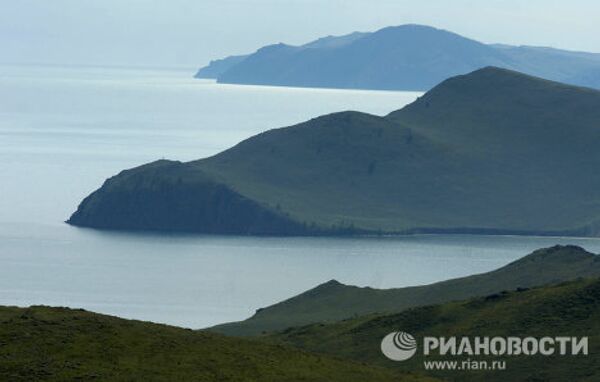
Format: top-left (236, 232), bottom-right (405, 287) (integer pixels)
top-left (68, 67), bottom-right (600, 236)
top-left (387, 67), bottom-right (600, 233)
top-left (210, 245), bottom-right (600, 336)
top-left (0, 306), bottom-right (434, 382)
top-left (271, 277), bottom-right (600, 381)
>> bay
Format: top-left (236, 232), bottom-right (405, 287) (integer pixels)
top-left (1, 64), bottom-right (599, 328)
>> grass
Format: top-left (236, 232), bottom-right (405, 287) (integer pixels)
top-left (270, 276), bottom-right (600, 381)
top-left (0, 306), bottom-right (436, 382)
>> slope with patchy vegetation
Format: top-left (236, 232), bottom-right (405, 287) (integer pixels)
top-left (271, 277), bottom-right (600, 381)
top-left (0, 306), bottom-right (434, 382)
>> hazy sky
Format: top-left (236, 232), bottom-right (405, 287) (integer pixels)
top-left (2, 0), bottom-right (599, 69)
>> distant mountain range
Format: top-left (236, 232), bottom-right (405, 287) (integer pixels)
top-left (68, 67), bottom-right (600, 236)
top-left (196, 24), bottom-right (600, 91)
top-left (210, 245), bottom-right (600, 336)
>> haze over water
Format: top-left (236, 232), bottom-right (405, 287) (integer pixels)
top-left (2, 64), bottom-right (600, 328)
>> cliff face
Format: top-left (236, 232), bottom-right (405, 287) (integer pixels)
top-left (194, 54), bottom-right (249, 79)
top-left (68, 160), bottom-right (313, 235)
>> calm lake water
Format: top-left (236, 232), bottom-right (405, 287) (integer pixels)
top-left (2, 64), bottom-right (600, 328)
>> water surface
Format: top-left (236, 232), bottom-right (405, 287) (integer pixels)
top-left (1, 65), bottom-right (599, 328)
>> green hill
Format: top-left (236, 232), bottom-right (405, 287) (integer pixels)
top-left (0, 306), bottom-right (435, 382)
top-left (210, 245), bottom-right (600, 336)
top-left (270, 276), bottom-right (600, 381)
top-left (68, 67), bottom-right (600, 236)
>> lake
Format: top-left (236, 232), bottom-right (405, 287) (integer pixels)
top-left (2, 64), bottom-right (600, 328)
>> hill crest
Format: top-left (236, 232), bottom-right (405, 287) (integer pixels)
top-left (210, 245), bottom-right (600, 335)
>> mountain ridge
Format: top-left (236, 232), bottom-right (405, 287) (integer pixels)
top-left (270, 275), bottom-right (600, 381)
top-left (69, 67), bottom-right (600, 236)
top-left (196, 24), bottom-right (600, 91)
top-left (209, 245), bottom-right (600, 336)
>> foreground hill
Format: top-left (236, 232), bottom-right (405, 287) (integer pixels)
top-left (0, 306), bottom-right (433, 382)
top-left (196, 24), bottom-right (600, 91)
top-left (211, 245), bottom-right (600, 335)
top-left (68, 67), bottom-right (600, 236)
top-left (270, 276), bottom-right (600, 382)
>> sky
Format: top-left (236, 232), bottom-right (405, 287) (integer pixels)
top-left (1, 0), bottom-right (599, 69)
